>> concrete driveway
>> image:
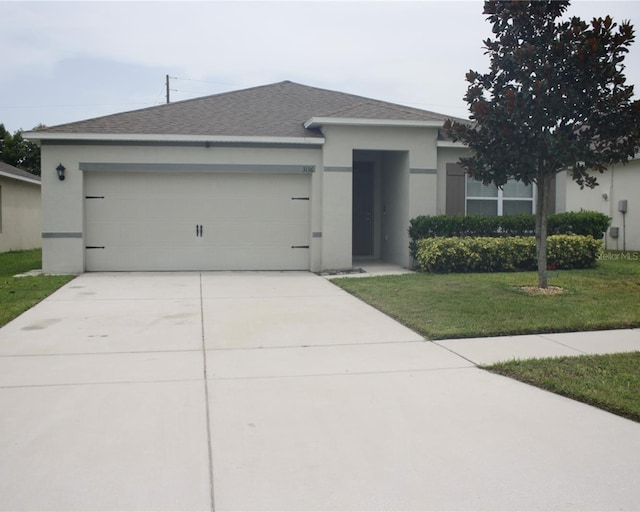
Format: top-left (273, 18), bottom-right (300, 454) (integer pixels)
top-left (0, 272), bottom-right (639, 511)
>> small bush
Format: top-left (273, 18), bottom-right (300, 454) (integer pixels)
top-left (415, 235), bottom-right (602, 273)
top-left (409, 211), bottom-right (610, 258)
top-left (549, 211), bottom-right (611, 240)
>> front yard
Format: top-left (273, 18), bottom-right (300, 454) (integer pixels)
top-left (335, 257), bottom-right (640, 340)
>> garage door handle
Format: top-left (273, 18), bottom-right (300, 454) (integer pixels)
top-left (196, 224), bottom-right (204, 237)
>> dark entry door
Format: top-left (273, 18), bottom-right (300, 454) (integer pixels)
top-left (352, 162), bottom-right (374, 256)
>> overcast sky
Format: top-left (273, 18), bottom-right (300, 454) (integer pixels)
top-left (2, 0), bottom-right (640, 133)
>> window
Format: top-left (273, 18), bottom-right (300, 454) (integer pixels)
top-left (466, 177), bottom-right (534, 216)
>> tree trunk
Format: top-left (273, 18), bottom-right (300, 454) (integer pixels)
top-left (535, 172), bottom-right (553, 288)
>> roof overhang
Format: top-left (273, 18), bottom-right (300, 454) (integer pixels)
top-left (23, 132), bottom-right (326, 146)
top-left (303, 117), bottom-right (444, 130)
top-left (0, 170), bottom-right (41, 185)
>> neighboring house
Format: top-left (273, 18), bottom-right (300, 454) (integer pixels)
top-left (564, 156), bottom-right (640, 251)
top-left (0, 162), bottom-right (41, 253)
top-left (27, 80), bottom-right (577, 274)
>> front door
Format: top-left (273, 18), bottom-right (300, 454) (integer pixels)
top-left (352, 162), bottom-right (374, 257)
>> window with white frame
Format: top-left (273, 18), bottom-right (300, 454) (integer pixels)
top-left (466, 176), bottom-right (534, 215)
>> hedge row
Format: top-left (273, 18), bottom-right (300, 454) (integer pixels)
top-left (415, 235), bottom-right (602, 273)
top-left (409, 211), bottom-right (610, 258)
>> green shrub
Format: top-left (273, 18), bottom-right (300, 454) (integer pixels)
top-left (415, 235), bottom-right (602, 273)
top-left (549, 211), bottom-right (611, 240)
top-left (409, 211), bottom-right (610, 258)
top-left (547, 235), bottom-right (603, 270)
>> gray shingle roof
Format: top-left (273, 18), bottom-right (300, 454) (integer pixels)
top-left (0, 161), bottom-right (41, 182)
top-left (35, 81), bottom-right (456, 138)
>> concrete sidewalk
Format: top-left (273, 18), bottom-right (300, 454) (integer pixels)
top-left (436, 328), bottom-right (640, 365)
top-left (0, 272), bottom-right (639, 511)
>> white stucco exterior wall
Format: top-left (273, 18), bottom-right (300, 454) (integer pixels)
top-left (380, 151), bottom-right (410, 265)
top-left (40, 142), bottom-right (323, 274)
top-left (564, 159), bottom-right (640, 251)
top-left (0, 175), bottom-right (41, 252)
top-left (320, 124), bottom-right (441, 269)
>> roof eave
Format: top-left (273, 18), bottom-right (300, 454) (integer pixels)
top-left (23, 132), bottom-right (326, 146)
top-left (0, 170), bottom-right (41, 185)
top-left (303, 117), bottom-right (444, 130)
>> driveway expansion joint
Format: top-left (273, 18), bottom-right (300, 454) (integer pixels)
top-left (199, 273), bottom-right (216, 512)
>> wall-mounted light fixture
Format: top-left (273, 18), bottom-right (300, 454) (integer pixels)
top-left (56, 163), bottom-right (66, 181)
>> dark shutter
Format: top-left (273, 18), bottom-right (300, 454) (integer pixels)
top-left (446, 163), bottom-right (466, 216)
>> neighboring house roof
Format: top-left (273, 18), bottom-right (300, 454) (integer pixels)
top-left (0, 161), bottom-right (41, 185)
top-left (28, 81), bottom-right (466, 141)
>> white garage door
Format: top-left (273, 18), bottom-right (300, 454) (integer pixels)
top-left (84, 172), bottom-right (311, 271)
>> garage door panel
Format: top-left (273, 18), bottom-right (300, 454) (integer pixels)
top-left (86, 222), bottom-right (199, 248)
top-left (208, 220), bottom-right (308, 245)
top-left (210, 179), bottom-right (308, 218)
top-left (84, 171), bottom-right (311, 271)
top-left (208, 246), bottom-right (309, 270)
top-left (86, 246), bottom-right (206, 272)
top-left (87, 245), bottom-right (309, 272)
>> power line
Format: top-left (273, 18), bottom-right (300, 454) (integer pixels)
top-left (172, 76), bottom-right (245, 88)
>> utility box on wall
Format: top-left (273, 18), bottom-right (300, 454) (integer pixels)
top-left (610, 226), bottom-right (620, 239)
top-left (618, 200), bottom-right (628, 213)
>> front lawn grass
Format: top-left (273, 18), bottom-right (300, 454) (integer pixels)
top-left (484, 352), bottom-right (640, 422)
top-left (334, 258), bottom-right (640, 340)
top-left (0, 249), bottom-right (74, 327)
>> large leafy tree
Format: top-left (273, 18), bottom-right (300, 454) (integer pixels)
top-left (0, 123), bottom-right (43, 176)
top-left (445, 0), bottom-right (640, 288)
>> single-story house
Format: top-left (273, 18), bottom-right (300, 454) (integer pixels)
top-left (0, 162), bottom-right (41, 253)
top-left (27, 80), bottom-right (633, 274)
top-left (27, 80), bottom-right (484, 274)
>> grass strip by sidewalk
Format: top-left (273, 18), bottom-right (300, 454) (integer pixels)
top-left (0, 249), bottom-right (74, 327)
top-left (484, 352), bottom-right (640, 422)
top-left (334, 259), bottom-right (640, 340)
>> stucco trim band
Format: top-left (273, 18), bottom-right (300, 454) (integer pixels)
top-left (410, 168), bottom-right (438, 174)
top-left (324, 166), bottom-right (352, 173)
top-left (42, 232), bottom-right (83, 238)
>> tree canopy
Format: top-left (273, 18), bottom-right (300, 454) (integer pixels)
top-left (445, 0), bottom-right (640, 287)
top-left (0, 124), bottom-right (43, 176)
